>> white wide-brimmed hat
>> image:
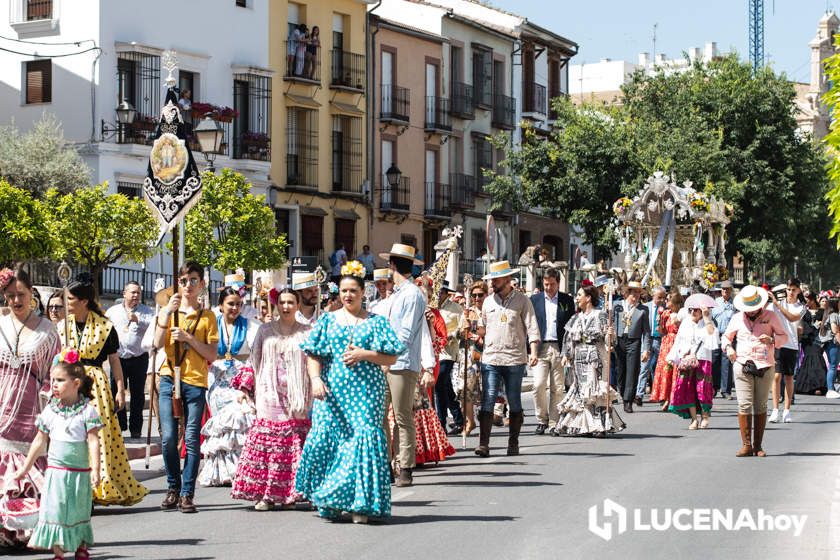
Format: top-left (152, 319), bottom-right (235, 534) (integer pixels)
top-left (373, 268), bottom-right (391, 281)
top-left (292, 272), bottom-right (318, 290)
top-left (378, 243), bottom-right (424, 266)
top-left (734, 285), bottom-right (769, 312)
top-left (482, 260), bottom-right (520, 280)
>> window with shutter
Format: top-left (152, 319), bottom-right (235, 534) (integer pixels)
top-left (301, 215), bottom-right (324, 255)
top-left (334, 218), bottom-right (355, 256)
top-left (25, 59), bottom-right (51, 104)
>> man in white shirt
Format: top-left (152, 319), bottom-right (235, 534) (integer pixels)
top-left (105, 281), bottom-right (154, 437)
top-left (292, 273), bottom-right (320, 326)
top-left (768, 278), bottom-right (806, 423)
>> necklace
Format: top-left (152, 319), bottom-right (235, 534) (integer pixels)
top-left (0, 310), bottom-right (33, 369)
top-left (222, 317), bottom-right (235, 361)
top-left (342, 308), bottom-right (362, 347)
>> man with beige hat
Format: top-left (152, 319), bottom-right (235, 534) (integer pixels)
top-left (292, 272), bottom-right (319, 326)
top-left (474, 260), bottom-right (540, 457)
top-left (610, 279), bottom-right (651, 413)
top-left (378, 243), bottom-right (428, 487)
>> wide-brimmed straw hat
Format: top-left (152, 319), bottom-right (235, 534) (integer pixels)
top-left (292, 272), bottom-right (318, 290)
top-left (482, 260), bottom-right (520, 280)
top-left (378, 243), bottom-right (424, 266)
top-left (373, 268), bottom-right (391, 281)
top-left (734, 285), bottom-right (769, 312)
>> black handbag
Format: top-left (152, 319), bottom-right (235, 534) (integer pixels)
top-left (743, 360), bottom-right (765, 378)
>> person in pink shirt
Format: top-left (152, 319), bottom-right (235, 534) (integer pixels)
top-left (721, 286), bottom-right (788, 458)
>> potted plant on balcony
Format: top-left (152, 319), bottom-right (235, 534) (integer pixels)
top-left (217, 106), bottom-right (239, 123)
top-left (191, 102), bottom-right (215, 120)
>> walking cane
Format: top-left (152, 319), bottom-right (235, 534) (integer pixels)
top-left (461, 333), bottom-right (469, 450)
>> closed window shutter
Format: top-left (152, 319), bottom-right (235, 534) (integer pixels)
top-left (25, 60), bottom-right (51, 104)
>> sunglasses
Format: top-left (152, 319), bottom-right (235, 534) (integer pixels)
top-left (471, 293), bottom-right (486, 299)
top-left (178, 277), bottom-right (200, 287)
top-left (47, 305), bottom-right (64, 312)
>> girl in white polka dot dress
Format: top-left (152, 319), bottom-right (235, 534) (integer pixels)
top-left (296, 262), bottom-right (404, 524)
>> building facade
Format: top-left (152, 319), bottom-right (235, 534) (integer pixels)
top-left (794, 11), bottom-right (839, 140)
top-left (1, 0), bottom-right (273, 282)
top-left (269, 0), bottom-right (373, 268)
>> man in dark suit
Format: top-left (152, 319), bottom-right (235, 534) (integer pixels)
top-left (529, 268), bottom-right (576, 434)
top-left (610, 280), bottom-right (651, 413)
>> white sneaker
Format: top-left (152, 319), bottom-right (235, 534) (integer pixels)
top-left (768, 408), bottom-right (779, 423)
top-left (782, 409), bottom-right (792, 423)
top-left (826, 390), bottom-right (840, 399)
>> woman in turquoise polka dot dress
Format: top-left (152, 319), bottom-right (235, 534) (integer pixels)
top-left (296, 261), bottom-right (405, 524)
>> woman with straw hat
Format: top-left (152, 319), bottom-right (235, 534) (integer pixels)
top-left (721, 286), bottom-right (788, 457)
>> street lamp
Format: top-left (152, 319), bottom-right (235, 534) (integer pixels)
top-left (386, 163), bottom-right (401, 188)
top-left (194, 116), bottom-right (224, 172)
top-left (100, 100), bottom-right (137, 142)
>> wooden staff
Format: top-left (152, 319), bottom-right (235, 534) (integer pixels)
top-left (172, 228), bottom-right (182, 419)
top-left (57, 262), bottom-right (71, 345)
top-left (146, 294), bottom-right (160, 469)
top-left (604, 280), bottom-right (615, 427)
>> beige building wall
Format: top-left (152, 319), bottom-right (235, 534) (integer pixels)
top-left (269, 0), bottom-right (372, 268)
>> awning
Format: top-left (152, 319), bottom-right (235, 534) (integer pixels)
top-left (330, 101), bottom-right (364, 116)
top-left (300, 206), bottom-right (327, 216)
top-left (334, 208), bottom-right (361, 220)
top-left (285, 93), bottom-right (321, 108)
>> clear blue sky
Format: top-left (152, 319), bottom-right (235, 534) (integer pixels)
top-left (488, 0), bottom-right (838, 83)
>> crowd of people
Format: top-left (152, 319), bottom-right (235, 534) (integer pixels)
top-left (0, 248), bottom-right (838, 555)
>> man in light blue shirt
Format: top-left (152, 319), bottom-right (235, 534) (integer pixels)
top-left (711, 280), bottom-right (736, 398)
top-left (378, 243), bottom-right (429, 488)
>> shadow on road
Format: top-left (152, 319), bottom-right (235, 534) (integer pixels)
top-left (387, 514), bottom-right (517, 524)
top-left (95, 538), bottom-right (205, 547)
top-left (434, 480), bottom-right (562, 487)
top-left (430, 470), bottom-right (542, 477)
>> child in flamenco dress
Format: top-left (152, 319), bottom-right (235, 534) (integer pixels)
top-left (15, 350), bottom-right (102, 560)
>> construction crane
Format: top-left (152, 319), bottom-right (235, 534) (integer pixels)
top-left (748, 0), bottom-right (764, 71)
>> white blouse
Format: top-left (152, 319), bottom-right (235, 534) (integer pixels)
top-left (667, 317), bottom-right (720, 363)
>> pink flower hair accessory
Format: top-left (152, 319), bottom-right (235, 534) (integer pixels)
top-left (0, 268), bottom-right (14, 292)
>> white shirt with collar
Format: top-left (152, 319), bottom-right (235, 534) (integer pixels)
top-left (105, 302), bottom-right (154, 359)
top-left (544, 292), bottom-right (559, 342)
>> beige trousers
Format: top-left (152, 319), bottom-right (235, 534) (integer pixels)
top-left (734, 361), bottom-right (775, 415)
top-left (530, 343), bottom-right (565, 424)
top-left (384, 369), bottom-right (418, 469)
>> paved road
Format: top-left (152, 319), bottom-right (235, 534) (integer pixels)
top-left (14, 393), bottom-right (840, 560)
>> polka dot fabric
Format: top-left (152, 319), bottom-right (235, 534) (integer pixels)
top-left (295, 312), bottom-right (404, 519)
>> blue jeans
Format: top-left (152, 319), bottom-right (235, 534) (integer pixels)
top-left (480, 364), bottom-right (525, 414)
top-left (826, 341), bottom-right (840, 391)
top-left (158, 375), bottom-right (206, 497)
top-left (637, 337), bottom-right (661, 397)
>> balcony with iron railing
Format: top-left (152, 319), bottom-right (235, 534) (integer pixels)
top-left (424, 182), bottom-right (451, 218)
top-left (283, 40), bottom-right (321, 84)
top-left (379, 175), bottom-right (410, 213)
top-left (491, 93), bottom-right (516, 129)
top-left (450, 82), bottom-right (474, 119)
top-left (233, 132), bottom-right (270, 161)
top-left (424, 96), bottom-right (451, 133)
top-left (380, 85), bottom-right (410, 124)
top-left (10, 0), bottom-right (55, 25)
top-left (449, 173), bottom-right (476, 209)
top-left (330, 49), bottom-right (365, 92)
top-left (523, 82), bottom-right (547, 117)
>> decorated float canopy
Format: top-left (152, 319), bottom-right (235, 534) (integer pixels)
top-left (613, 171), bottom-right (732, 289)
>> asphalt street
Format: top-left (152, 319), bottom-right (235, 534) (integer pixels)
top-left (12, 392), bottom-right (840, 560)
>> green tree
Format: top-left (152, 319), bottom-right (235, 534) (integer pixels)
top-left (47, 184), bottom-right (159, 294)
top-left (485, 98), bottom-right (639, 255)
top-left (0, 113), bottom-right (90, 196)
top-left (184, 168), bottom-right (287, 274)
top-left (0, 179), bottom-right (53, 265)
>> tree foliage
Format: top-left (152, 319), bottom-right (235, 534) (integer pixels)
top-left (0, 179), bottom-right (53, 265)
top-left (487, 54), bottom-right (835, 280)
top-left (184, 169), bottom-right (287, 273)
top-left (0, 113), bottom-right (90, 196)
top-left (47, 184), bottom-right (159, 292)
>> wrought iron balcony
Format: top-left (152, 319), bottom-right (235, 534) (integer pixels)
top-left (449, 173), bottom-right (476, 208)
top-left (424, 182), bottom-right (451, 218)
top-left (330, 49), bottom-right (365, 92)
top-left (523, 82), bottom-right (547, 117)
top-left (233, 132), bottom-right (270, 161)
top-left (450, 81), bottom-right (474, 119)
top-left (424, 96), bottom-right (452, 132)
top-left (379, 175), bottom-right (410, 212)
top-left (380, 85), bottom-right (410, 124)
top-left (491, 93), bottom-right (516, 130)
top-left (283, 40), bottom-right (321, 84)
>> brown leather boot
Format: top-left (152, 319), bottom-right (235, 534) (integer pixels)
top-left (474, 411), bottom-right (493, 457)
top-left (507, 411), bottom-right (525, 456)
top-left (160, 489), bottom-right (179, 510)
top-left (735, 414), bottom-right (752, 457)
top-left (752, 413), bottom-right (767, 457)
